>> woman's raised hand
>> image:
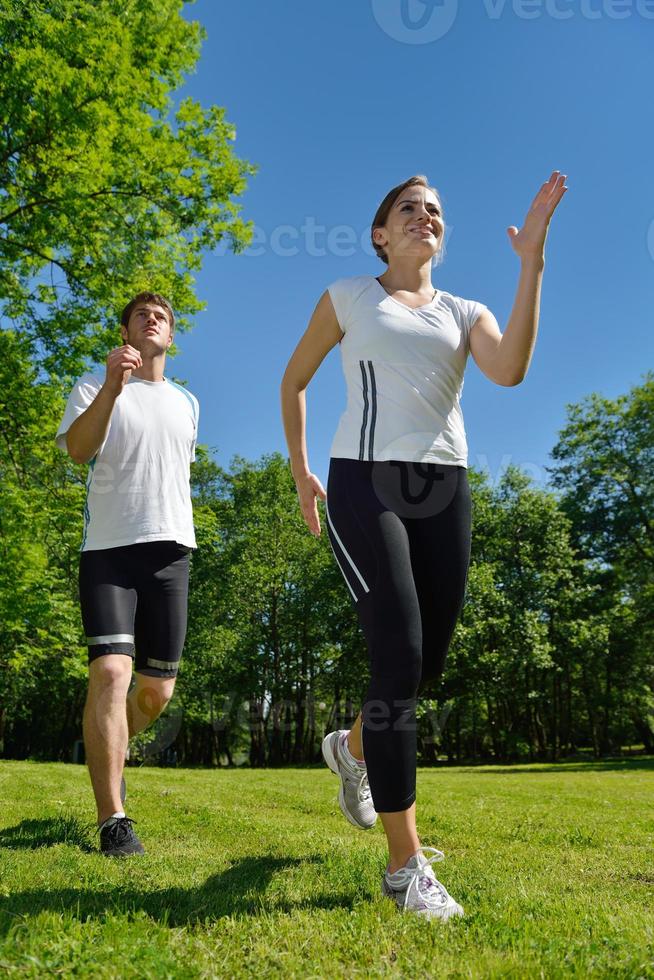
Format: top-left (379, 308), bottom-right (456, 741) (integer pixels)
top-left (295, 472), bottom-right (327, 536)
top-left (507, 171), bottom-right (568, 261)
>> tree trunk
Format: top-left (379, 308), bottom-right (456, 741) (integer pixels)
top-left (600, 660), bottom-right (613, 755)
top-left (581, 669), bottom-right (600, 758)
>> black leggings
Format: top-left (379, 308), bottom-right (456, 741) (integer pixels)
top-left (326, 458), bottom-right (472, 812)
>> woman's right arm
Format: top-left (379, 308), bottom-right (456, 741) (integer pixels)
top-left (280, 290), bottom-right (343, 536)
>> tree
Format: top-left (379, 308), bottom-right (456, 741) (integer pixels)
top-left (175, 453), bottom-right (366, 767)
top-left (442, 467), bottom-right (604, 762)
top-left (548, 375), bottom-right (653, 753)
top-left (548, 374), bottom-right (654, 578)
top-left (0, 0), bottom-right (254, 376)
top-left (0, 329), bottom-right (86, 757)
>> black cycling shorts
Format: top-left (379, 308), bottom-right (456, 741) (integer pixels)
top-left (78, 540), bottom-right (191, 677)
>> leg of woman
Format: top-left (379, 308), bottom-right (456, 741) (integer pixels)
top-left (325, 460), bottom-right (425, 868)
top-left (378, 463), bottom-right (470, 919)
top-left (408, 466), bottom-right (472, 694)
top-left (330, 463), bottom-right (471, 869)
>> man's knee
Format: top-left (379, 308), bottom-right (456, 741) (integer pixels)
top-left (132, 675), bottom-right (176, 718)
top-left (152, 677), bottom-right (176, 710)
top-left (88, 654), bottom-right (133, 693)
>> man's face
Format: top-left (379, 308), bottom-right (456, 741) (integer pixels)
top-left (122, 304), bottom-right (173, 353)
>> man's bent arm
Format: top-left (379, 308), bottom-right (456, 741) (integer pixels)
top-left (65, 386), bottom-right (118, 464)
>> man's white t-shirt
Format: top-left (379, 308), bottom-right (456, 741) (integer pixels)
top-left (327, 275), bottom-right (488, 466)
top-left (56, 373), bottom-right (199, 551)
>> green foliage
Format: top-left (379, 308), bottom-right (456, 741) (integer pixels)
top-left (2, 426), bottom-right (652, 764)
top-left (0, 0), bottom-right (255, 375)
top-left (178, 452), bottom-right (364, 766)
top-left (0, 329), bottom-right (86, 757)
top-left (1, 0), bottom-right (649, 770)
top-left (548, 373), bottom-right (654, 754)
top-left (549, 372), bottom-right (654, 576)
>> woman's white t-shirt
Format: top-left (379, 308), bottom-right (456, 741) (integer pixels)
top-left (327, 275), bottom-right (487, 466)
top-left (56, 374), bottom-right (199, 551)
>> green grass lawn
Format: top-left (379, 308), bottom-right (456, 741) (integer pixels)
top-left (0, 758), bottom-right (652, 978)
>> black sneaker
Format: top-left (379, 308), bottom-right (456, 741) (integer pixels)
top-left (99, 817), bottom-right (145, 857)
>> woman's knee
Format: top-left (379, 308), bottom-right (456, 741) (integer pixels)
top-left (419, 652), bottom-right (448, 689)
top-left (368, 642), bottom-right (423, 703)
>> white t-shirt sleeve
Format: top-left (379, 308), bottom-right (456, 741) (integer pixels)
top-left (456, 297), bottom-right (489, 348)
top-left (55, 373), bottom-right (103, 452)
top-left (327, 278), bottom-right (356, 334)
top-left (190, 394), bottom-right (199, 462)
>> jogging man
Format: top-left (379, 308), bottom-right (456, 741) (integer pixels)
top-left (56, 292), bottom-right (199, 856)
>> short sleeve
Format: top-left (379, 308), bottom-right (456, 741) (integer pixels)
top-left (168, 380), bottom-right (200, 463)
top-left (327, 278), bottom-right (354, 333)
top-left (457, 297), bottom-right (488, 347)
top-left (190, 395), bottom-right (199, 462)
top-left (55, 373), bottom-right (103, 452)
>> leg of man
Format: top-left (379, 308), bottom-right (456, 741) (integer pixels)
top-left (79, 546), bottom-right (139, 826)
top-left (83, 654), bottom-right (133, 825)
top-left (130, 541), bottom-right (189, 737)
top-left (127, 674), bottom-right (177, 737)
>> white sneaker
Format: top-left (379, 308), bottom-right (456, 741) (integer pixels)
top-left (382, 847), bottom-right (464, 920)
top-left (321, 730), bottom-right (377, 829)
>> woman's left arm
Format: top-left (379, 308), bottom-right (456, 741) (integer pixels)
top-left (469, 170), bottom-right (568, 387)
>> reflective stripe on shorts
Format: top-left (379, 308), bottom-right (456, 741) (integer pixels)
top-left (86, 633), bottom-right (135, 646)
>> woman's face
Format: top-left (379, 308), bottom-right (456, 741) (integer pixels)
top-left (373, 186), bottom-right (445, 263)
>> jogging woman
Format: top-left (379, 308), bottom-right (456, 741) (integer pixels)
top-left (280, 171), bottom-right (567, 920)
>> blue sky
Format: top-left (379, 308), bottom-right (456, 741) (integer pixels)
top-left (171, 0), bottom-right (653, 487)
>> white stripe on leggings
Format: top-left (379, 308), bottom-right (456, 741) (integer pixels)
top-left (327, 538), bottom-right (358, 602)
top-left (325, 499), bottom-right (370, 597)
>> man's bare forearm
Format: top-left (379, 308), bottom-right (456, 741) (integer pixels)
top-left (65, 385), bottom-right (119, 464)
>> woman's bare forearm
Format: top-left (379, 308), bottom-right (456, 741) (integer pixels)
top-left (494, 256), bottom-right (544, 384)
top-left (281, 377), bottom-right (310, 479)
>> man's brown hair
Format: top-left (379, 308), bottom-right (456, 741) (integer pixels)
top-left (120, 292), bottom-right (175, 334)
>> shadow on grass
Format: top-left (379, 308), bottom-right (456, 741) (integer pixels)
top-left (452, 757), bottom-right (654, 774)
top-left (0, 853), bottom-right (357, 935)
top-left (0, 815), bottom-right (94, 852)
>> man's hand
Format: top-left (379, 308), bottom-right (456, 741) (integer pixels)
top-left (104, 345), bottom-right (143, 397)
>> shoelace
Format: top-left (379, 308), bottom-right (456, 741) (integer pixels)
top-left (101, 816), bottom-right (138, 844)
top-left (389, 847), bottom-right (450, 911)
top-left (339, 738), bottom-right (373, 805)
top-left (355, 770), bottom-right (372, 804)
top-left (342, 763), bottom-right (372, 805)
